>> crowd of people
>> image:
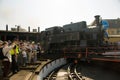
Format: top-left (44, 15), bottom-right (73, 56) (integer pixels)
top-left (0, 39), bottom-right (41, 78)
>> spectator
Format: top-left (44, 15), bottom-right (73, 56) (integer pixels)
top-left (22, 48), bottom-right (27, 67)
top-left (37, 43), bottom-right (41, 58)
top-left (2, 41), bottom-right (15, 77)
top-left (27, 43), bottom-right (33, 63)
top-left (0, 40), bottom-right (3, 77)
top-left (32, 42), bottom-right (37, 63)
top-left (10, 45), bottom-right (19, 74)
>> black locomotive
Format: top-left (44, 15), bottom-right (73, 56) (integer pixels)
top-left (40, 15), bottom-right (106, 58)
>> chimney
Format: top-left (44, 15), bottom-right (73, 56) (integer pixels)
top-left (38, 27), bottom-right (40, 32)
top-left (28, 26), bottom-right (30, 32)
top-left (17, 26), bottom-right (20, 32)
top-left (33, 29), bottom-right (37, 32)
top-left (6, 24), bottom-right (8, 31)
top-left (94, 15), bottom-right (100, 26)
top-left (70, 22), bottom-right (73, 24)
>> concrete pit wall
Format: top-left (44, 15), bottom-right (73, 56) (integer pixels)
top-left (37, 58), bottom-right (66, 80)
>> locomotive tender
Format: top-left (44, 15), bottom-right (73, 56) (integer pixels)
top-left (40, 15), bottom-right (105, 58)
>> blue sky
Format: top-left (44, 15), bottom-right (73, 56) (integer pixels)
top-left (0, 0), bottom-right (120, 31)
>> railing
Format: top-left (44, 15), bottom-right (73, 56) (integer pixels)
top-left (63, 45), bottom-right (120, 59)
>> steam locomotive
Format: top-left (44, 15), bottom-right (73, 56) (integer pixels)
top-left (40, 15), bottom-right (106, 58)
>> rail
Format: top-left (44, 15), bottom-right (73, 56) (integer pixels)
top-left (68, 63), bottom-right (83, 80)
top-left (74, 64), bottom-right (83, 80)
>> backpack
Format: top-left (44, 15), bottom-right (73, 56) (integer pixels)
top-left (0, 47), bottom-right (5, 60)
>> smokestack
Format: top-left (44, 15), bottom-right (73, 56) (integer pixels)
top-left (28, 26), bottom-right (30, 32)
top-left (70, 22), bottom-right (73, 24)
top-left (6, 24), bottom-right (8, 31)
top-left (33, 29), bottom-right (37, 32)
top-left (17, 26), bottom-right (20, 32)
top-left (94, 15), bottom-right (100, 26)
top-left (38, 27), bottom-right (40, 32)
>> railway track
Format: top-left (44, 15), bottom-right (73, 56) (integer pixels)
top-left (44, 69), bottom-right (58, 80)
top-left (68, 63), bottom-right (83, 80)
top-left (44, 63), bottom-right (84, 80)
top-left (44, 61), bottom-right (120, 80)
top-left (44, 65), bottom-right (65, 80)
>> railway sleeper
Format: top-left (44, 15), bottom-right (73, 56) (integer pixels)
top-left (71, 73), bottom-right (76, 76)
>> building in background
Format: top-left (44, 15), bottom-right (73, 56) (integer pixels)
top-left (105, 18), bottom-right (120, 42)
top-left (0, 25), bottom-right (40, 42)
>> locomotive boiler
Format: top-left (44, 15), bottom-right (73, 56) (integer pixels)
top-left (40, 15), bottom-right (106, 58)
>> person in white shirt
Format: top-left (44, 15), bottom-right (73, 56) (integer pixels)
top-left (22, 49), bottom-right (27, 67)
top-left (27, 43), bottom-right (32, 63)
top-left (2, 42), bottom-right (15, 62)
top-left (2, 41), bottom-right (15, 77)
